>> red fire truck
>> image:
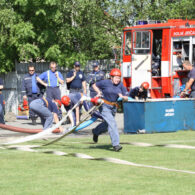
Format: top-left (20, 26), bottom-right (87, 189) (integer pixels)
top-left (121, 19), bottom-right (195, 98)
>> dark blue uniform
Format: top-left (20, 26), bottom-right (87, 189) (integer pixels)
top-left (21, 73), bottom-right (43, 119)
top-left (86, 70), bottom-right (105, 97)
top-left (64, 93), bottom-right (82, 126)
top-left (93, 79), bottom-right (128, 147)
top-left (0, 77), bottom-right (5, 124)
top-left (96, 79), bottom-right (128, 102)
top-left (129, 87), bottom-right (148, 100)
top-left (66, 70), bottom-right (85, 93)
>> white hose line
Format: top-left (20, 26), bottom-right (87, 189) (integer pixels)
top-left (43, 103), bottom-right (102, 146)
top-left (120, 142), bottom-right (195, 149)
top-left (2, 97), bottom-right (84, 145)
top-left (2, 145), bottom-right (195, 175)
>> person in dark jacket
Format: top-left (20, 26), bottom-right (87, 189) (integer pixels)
top-left (86, 61), bottom-right (105, 98)
top-left (0, 77), bottom-right (5, 124)
top-left (21, 65), bottom-right (44, 125)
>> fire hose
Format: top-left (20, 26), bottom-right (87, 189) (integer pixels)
top-left (1, 96), bottom-right (103, 146)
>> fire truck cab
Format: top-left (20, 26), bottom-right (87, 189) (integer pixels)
top-left (122, 19), bottom-right (195, 98)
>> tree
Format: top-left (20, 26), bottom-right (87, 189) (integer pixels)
top-left (0, 0), bottom-right (194, 73)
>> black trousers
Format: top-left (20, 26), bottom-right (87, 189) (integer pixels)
top-left (0, 94), bottom-right (5, 124)
top-left (28, 93), bottom-right (42, 119)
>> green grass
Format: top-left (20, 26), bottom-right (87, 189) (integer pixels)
top-left (0, 131), bottom-right (195, 195)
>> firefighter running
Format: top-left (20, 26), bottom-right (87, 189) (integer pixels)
top-left (92, 68), bottom-right (128, 152)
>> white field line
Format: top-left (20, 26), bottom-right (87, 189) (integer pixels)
top-left (1, 145), bottom-right (195, 175)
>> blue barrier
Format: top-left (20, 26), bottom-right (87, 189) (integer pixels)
top-left (123, 98), bottom-right (195, 133)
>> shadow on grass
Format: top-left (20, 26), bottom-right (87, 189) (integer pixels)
top-left (88, 144), bottom-right (113, 151)
top-left (42, 141), bottom-right (113, 151)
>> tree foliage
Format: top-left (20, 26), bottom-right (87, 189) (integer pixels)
top-left (0, 0), bottom-right (194, 72)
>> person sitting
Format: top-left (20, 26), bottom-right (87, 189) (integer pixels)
top-left (129, 82), bottom-right (149, 100)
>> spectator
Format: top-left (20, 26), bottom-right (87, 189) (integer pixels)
top-left (66, 61), bottom-right (87, 94)
top-left (86, 61), bottom-right (105, 98)
top-left (37, 61), bottom-right (64, 100)
top-left (0, 77), bottom-right (5, 124)
top-left (21, 65), bottom-right (43, 125)
top-left (181, 61), bottom-right (195, 98)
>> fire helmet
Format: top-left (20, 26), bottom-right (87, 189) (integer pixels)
top-left (141, 82), bottom-right (149, 90)
top-left (110, 68), bottom-right (121, 77)
top-left (61, 96), bottom-right (70, 106)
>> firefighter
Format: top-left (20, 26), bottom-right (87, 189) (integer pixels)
top-left (0, 77), bottom-right (5, 124)
top-left (21, 65), bottom-right (44, 125)
top-left (92, 68), bottom-right (128, 152)
top-left (66, 61), bottom-right (87, 94)
top-left (29, 98), bottom-right (64, 132)
top-left (61, 93), bottom-right (81, 126)
top-left (129, 82), bottom-right (149, 100)
top-left (37, 61), bottom-right (64, 100)
top-left (86, 61), bottom-right (105, 98)
top-left (181, 61), bottom-right (195, 98)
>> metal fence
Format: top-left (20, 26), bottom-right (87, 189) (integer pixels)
top-left (1, 60), bottom-right (117, 114)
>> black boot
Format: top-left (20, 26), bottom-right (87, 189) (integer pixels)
top-left (32, 118), bottom-right (36, 125)
top-left (92, 129), bottom-right (98, 143)
top-left (113, 145), bottom-right (122, 152)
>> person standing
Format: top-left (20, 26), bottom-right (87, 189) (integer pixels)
top-left (30, 98), bottom-right (63, 132)
top-left (0, 77), bottom-right (5, 124)
top-left (21, 65), bottom-right (44, 125)
top-left (37, 61), bottom-right (64, 100)
top-left (86, 61), bottom-right (105, 98)
top-left (181, 61), bottom-right (195, 98)
top-left (92, 68), bottom-right (128, 152)
top-left (66, 61), bottom-right (87, 94)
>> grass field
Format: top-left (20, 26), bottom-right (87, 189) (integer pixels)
top-left (0, 130), bottom-right (195, 195)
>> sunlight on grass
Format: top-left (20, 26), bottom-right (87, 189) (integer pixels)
top-left (0, 131), bottom-right (195, 195)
